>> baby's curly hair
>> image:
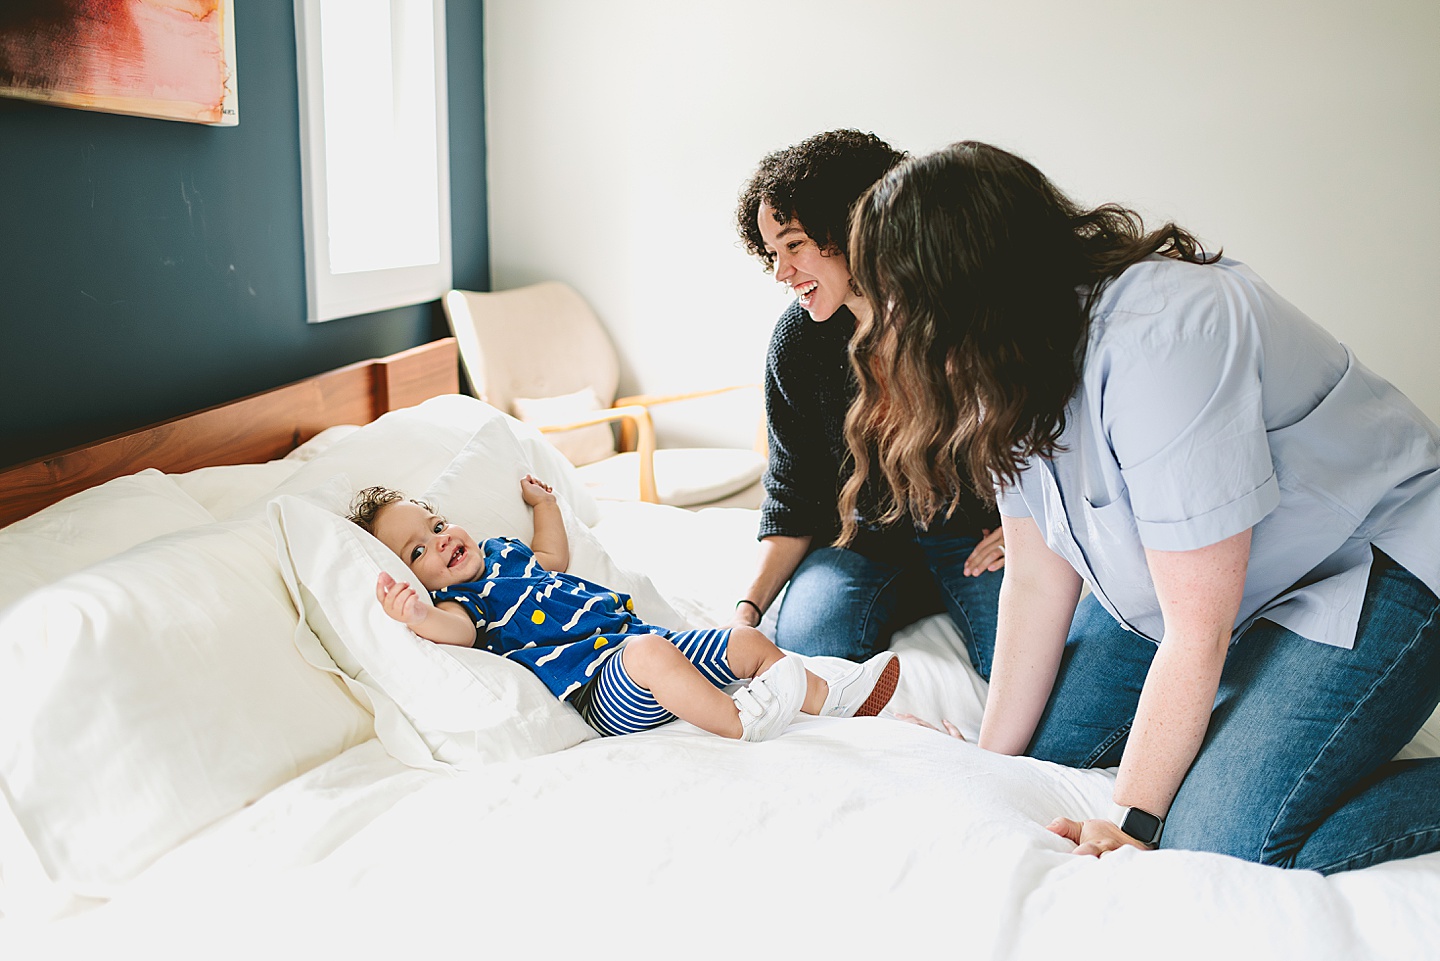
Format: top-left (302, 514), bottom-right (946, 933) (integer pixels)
top-left (736, 128), bottom-right (906, 271)
top-left (346, 485), bottom-right (435, 534)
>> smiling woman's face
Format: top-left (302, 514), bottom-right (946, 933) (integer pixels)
top-left (372, 499), bottom-right (484, 591)
top-left (757, 202), bottom-right (863, 323)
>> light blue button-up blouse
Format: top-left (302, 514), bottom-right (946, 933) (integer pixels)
top-left (996, 256), bottom-right (1440, 649)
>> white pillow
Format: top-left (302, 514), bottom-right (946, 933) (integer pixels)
top-left (235, 395), bottom-right (483, 519)
top-left (284, 424), bottom-right (360, 461)
top-left (167, 426), bottom-right (362, 519)
top-left (171, 460), bottom-right (304, 520)
top-left (499, 406), bottom-right (603, 526)
top-left (512, 387), bottom-right (617, 467)
top-left (0, 517), bottom-right (375, 913)
top-left (235, 394), bottom-right (601, 527)
top-left (0, 468), bottom-right (215, 615)
top-left (421, 419), bottom-right (692, 632)
top-left (268, 493), bottom-right (599, 774)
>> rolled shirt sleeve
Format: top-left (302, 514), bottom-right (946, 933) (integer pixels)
top-left (1100, 270), bottom-right (1278, 552)
top-left (999, 256), bottom-right (1440, 649)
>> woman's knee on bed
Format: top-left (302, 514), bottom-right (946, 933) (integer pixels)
top-left (1026, 597), bottom-right (1154, 768)
top-left (1163, 568), bottom-right (1440, 866)
top-left (774, 546), bottom-right (903, 661)
top-left (1159, 753), bottom-right (1292, 863)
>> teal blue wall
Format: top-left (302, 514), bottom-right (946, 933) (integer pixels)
top-left (0, 1), bottom-right (489, 469)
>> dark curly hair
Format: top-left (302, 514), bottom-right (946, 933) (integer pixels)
top-left (736, 129), bottom-right (906, 270)
top-left (347, 485), bottom-right (436, 534)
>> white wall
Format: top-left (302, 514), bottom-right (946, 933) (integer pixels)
top-left (484, 0), bottom-right (1440, 448)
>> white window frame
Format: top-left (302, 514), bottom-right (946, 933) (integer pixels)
top-left (294, 0), bottom-right (452, 324)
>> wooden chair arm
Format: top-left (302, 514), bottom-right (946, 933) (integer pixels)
top-left (535, 404), bottom-right (659, 503)
top-left (612, 383), bottom-right (759, 409)
top-left (610, 383), bottom-right (760, 455)
top-left (534, 405), bottom-right (649, 434)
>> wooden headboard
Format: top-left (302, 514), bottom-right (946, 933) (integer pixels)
top-left (0, 338), bottom-right (459, 528)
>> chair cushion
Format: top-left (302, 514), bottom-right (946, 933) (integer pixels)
top-left (579, 448), bottom-right (767, 508)
top-left (512, 387), bottom-right (617, 467)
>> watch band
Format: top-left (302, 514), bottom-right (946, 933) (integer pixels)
top-left (1114, 805), bottom-right (1165, 847)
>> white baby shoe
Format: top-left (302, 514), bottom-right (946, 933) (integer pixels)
top-left (820, 651), bottom-right (900, 718)
top-left (733, 655), bottom-right (807, 742)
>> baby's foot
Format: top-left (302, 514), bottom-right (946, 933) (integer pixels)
top-left (733, 655), bottom-right (807, 742)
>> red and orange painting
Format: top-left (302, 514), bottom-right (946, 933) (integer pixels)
top-left (0, 0), bottom-right (237, 125)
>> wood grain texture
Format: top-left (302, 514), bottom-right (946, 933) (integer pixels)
top-left (0, 338), bottom-right (459, 528)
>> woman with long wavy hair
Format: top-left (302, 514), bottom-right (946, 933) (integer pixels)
top-left (730, 130), bottom-right (1006, 674)
top-left (844, 140), bottom-right (1440, 873)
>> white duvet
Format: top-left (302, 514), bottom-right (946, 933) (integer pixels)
top-left (3, 399), bottom-right (1438, 961)
top-left (18, 665), bottom-right (1440, 960)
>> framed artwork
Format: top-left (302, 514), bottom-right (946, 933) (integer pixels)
top-left (0, 0), bottom-right (237, 126)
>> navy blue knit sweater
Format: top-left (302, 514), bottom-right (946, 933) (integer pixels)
top-left (758, 301), bottom-right (997, 549)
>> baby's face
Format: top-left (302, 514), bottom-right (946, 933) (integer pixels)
top-left (372, 500), bottom-right (483, 591)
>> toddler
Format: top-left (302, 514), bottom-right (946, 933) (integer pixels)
top-left (347, 475), bottom-right (899, 741)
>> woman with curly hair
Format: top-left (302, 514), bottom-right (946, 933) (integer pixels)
top-left (844, 139), bottom-right (1440, 873)
top-left (731, 129), bottom-right (1006, 672)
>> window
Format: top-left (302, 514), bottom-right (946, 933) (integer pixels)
top-left (295, 0), bottom-right (451, 323)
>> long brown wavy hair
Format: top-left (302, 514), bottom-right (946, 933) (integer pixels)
top-left (837, 141), bottom-right (1217, 544)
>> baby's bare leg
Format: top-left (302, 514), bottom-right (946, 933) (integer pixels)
top-left (621, 633), bottom-right (745, 738)
top-left (725, 626), bottom-right (827, 716)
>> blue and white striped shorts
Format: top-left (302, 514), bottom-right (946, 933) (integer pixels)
top-left (572, 628), bottom-right (737, 736)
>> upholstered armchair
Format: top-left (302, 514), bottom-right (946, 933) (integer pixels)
top-left (442, 283), bottom-right (765, 508)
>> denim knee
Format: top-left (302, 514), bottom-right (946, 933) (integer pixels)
top-left (1027, 596), bottom-right (1152, 768)
top-left (773, 547), bottom-right (903, 661)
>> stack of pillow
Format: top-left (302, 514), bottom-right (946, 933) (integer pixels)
top-left (0, 395), bottom-right (685, 919)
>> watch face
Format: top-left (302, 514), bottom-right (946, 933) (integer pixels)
top-left (1121, 808), bottom-right (1162, 844)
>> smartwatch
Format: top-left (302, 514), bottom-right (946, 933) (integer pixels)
top-left (1115, 806), bottom-right (1165, 847)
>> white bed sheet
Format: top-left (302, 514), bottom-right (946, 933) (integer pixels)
top-left (6, 499), bottom-right (1438, 961)
top-left (15, 706), bottom-right (1439, 961)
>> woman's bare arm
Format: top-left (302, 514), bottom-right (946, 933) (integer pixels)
top-left (731, 534), bottom-right (812, 628)
top-left (978, 514), bottom-right (1084, 755)
top-left (1112, 529), bottom-right (1251, 817)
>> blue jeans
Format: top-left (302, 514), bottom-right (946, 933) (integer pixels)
top-left (1030, 550), bottom-right (1440, 874)
top-left (773, 530), bottom-right (1003, 674)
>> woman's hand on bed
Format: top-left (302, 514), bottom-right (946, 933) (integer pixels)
top-left (1046, 817), bottom-right (1151, 858)
top-left (376, 572), bottom-right (428, 626)
top-left (963, 527), bottom-right (1007, 576)
top-left (894, 713), bottom-right (965, 740)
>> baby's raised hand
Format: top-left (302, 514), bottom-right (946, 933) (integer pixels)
top-left (376, 571), bottom-right (427, 626)
top-left (520, 473), bottom-right (556, 506)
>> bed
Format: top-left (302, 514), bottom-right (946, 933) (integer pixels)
top-left (2, 338), bottom-right (1437, 960)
